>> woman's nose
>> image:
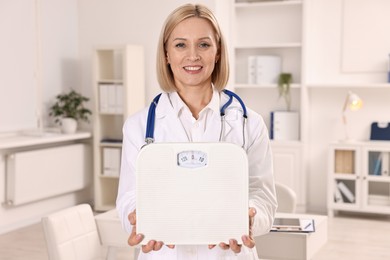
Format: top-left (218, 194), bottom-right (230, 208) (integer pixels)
top-left (187, 46), bottom-right (200, 61)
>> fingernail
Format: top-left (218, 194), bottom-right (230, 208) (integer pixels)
top-left (136, 234), bottom-right (143, 240)
top-left (252, 208), bottom-right (256, 214)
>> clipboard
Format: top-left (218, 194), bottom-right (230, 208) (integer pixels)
top-left (136, 142), bottom-right (249, 245)
top-left (271, 218), bottom-right (315, 233)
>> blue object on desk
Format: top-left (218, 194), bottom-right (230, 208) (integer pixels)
top-left (370, 122), bottom-right (390, 140)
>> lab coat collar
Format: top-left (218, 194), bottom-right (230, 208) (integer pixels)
top-left (160, 88), bottom-right (220, 119)
top-left (153, 89), bottom-right (235, 142)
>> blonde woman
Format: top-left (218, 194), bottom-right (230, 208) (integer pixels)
top-left (116, 4), bottom-right (277, 260)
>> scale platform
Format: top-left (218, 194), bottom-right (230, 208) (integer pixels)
top-left (136, 142), bottom-right (249, 245)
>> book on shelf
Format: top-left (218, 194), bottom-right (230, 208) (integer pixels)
top-left (372, 153), bottom-right (382, 176)
top-left (371, 152), bottom-right (389, 176)
top-left (334, 180), bottom-right (343, 203)
top-left (381, 152), bottom-right (389, 176)
top-left (337, 181), bottom-right (355, 203)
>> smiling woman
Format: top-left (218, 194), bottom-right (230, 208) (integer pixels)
top-left (116, 3), bottom-right (277, 260)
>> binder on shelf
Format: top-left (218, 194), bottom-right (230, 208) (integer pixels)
top-left (256, 55), bottom-right (281, 84)
top-left (337, 181), bottom-right (355, 203)
top-left (99, 84), bottom-right (110, 113)
top-left (370, 122), bottom-right (390, 140)
top-left (99, 83), bottom-right (124, 114)
top-left (248, 56), bottom-right (257, 84)
top-left (247, 55), bottom-right (281, 85)
top-left (115, 84), bottom-right (124, 113)
top-left (103, 147), bottom-right (121, 177)
top-left (270, 111), bottom-right (299, 141)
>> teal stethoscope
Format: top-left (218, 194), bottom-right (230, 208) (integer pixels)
top-left (144, 89), bottom-right (248, 147)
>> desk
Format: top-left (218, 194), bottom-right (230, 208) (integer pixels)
top-left (95, 211), bottom-right (327, 260)
top-left (256, 213), bottom-right (328, 260)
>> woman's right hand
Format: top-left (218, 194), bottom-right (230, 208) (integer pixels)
top-left (128, 210), bottom-right (166, 253)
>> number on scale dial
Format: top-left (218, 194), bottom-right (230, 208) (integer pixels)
top-left (177, 150), bottom-right (208, 168)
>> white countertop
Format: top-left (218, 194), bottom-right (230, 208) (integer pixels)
top-left (0, 130), bottom-right (92, 150)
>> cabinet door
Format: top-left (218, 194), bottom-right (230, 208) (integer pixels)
top-left (362, 148), bottom-right (390, 213)
top-left (272, 144), bottom-right (304, 209)
top-left (328, 146), bottom-right (361, 212)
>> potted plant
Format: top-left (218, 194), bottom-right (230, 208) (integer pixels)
top-left (278, 73), bottom-right (293, 111)
top-left (49, 89), bottom-right (92, 134)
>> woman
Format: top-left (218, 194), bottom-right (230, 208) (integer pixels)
top-left (116, 3), bottom-right (277, 259)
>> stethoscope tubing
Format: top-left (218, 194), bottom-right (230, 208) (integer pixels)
top-left (144, 89), bottom-right (247, 147)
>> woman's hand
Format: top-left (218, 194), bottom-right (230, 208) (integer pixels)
top-left (214, 207), bottom-right (257, 254)
top-left (127, 210), bottom-right (167, 253)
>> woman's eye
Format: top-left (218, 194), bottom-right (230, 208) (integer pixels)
top-left (199, 42), bottom-right (210, 48)
top-left (175, 43), bottom-right (185, 48)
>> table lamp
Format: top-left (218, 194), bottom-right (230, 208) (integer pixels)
top-left (342, 91), bottom-right (363, 140)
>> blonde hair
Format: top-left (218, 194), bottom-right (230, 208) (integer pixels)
top-left (156, 4), bottom-right (229, 92)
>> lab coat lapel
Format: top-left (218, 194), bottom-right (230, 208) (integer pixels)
top-left (155, 93), bottom-right (189, 142)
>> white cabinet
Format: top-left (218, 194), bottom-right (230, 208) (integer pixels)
top-left (272, 142), bottom-right (305, 211)
top-left (93, 45), bottom-right (145, 211)
top-left (328, 142), bottom-right (390, 217)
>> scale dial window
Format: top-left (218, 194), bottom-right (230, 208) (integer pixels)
top-left (177, 150), bottom-right (208, 168)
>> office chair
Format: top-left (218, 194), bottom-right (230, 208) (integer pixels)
top-left (42, 204), bottom-right (106, 260)
top-left (275, 182), bottom-right (297, 213)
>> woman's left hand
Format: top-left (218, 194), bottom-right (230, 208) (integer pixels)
top-left (216, 207), bottom-right (256, 254)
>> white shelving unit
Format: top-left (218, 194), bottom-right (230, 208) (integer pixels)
top-left (93, 45), bottom-right (145, 211)
top-left (218, 0), bottom-right (306, 211)
top-left (328, 142), bottom-right (390, 217)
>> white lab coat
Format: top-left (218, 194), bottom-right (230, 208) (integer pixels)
top-left (116, 90), bottom-right (277, 260)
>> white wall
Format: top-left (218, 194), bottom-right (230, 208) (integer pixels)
top-left (0, 0), bottom-right (80, 132)
top-left (0, 0), bottom-right (91, 234)
top-left (78, 0), bottom-right (216, 109)
top-left (305, 0), bottom-right (390, 212)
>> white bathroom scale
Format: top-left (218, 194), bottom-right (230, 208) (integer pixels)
top-left (136, 142), bottom-right (248, 245)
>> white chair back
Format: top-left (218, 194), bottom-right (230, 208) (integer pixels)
top-left (275, 182), bottom-right (297, 213)
top-left (42, 204), bottom-right (105, 260)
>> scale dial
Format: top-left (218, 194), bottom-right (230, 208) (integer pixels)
top-left (177, 150), bottom-right (208, 168)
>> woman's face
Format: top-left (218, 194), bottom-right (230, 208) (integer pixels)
top-left (166, 17), bottom-right (219, 91)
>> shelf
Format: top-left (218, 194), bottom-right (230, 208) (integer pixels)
top-left (97, 79), bottom-right (124, 84)
top-left (100, 174), bottom-right (119, 179)
top-left (235, 83), bottom-right (301, 89)
top-left (99, 112), bottom-right (124, 116)
top-left (100, 142), bottom-right (122, 148)
top-left (308, 83), bottom-right (390, 89)
top-left (235, 43), bottom-right (302, 49)
top-left (367, 176), bottom-right (390, 182)
top-left (235, 0), bottom-right (302, 8)
top-left (333, 174), bottom-right (356, 180)
top-left (93, 45), bottom-right (145, 211)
